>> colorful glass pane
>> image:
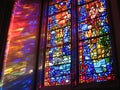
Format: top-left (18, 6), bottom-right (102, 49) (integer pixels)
top-left (49, 0), bottom-right (71, 15)
top-left (44, 64), bottom-right (71, 86)
top-left (78, 35), bottom-right (115, 83)
top-left (49, 0), bottom-right (70, 5)
top-left (49, 0), bottom-right (64, 5)
top-left (45, 0), bottom-right (71, 86)
top-left (44, 45), bottom-right (71, 86)
top-left (78, 0), bottom-right (94, 5)
top-left (47, 26), bottom-right (71, 47)
top-left (48, 10), bottom-right (71, 30)
top-left (78, 15), bottom-right (110, 40)
top-left (46, 45), bottom-right (71, 66)
top-left (78, 0), bottom-right (115, 84)
top-left (78, 0), bottom-right (106, 22)
top-left (1, 0), bottom-right (40, 89)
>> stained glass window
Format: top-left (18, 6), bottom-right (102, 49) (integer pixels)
top-left (44, 0), bottom-right (71, 86)
top-left (0, 0), bottom-right (117, 89)
top-left (1, 0), bottom-right (41, 89)
top-left (78, 0), bottom-right (115, 83)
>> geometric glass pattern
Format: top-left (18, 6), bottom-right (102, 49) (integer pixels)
top-left (44, 0), bottom-right (71, 86)
top-left (1, 0), bottom-right (40, 89)
top-left (78, 0), bottom-right (115, 83)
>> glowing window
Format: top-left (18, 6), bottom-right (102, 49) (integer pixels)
top-left (44, 0), bottom-right (72, 86)
top-left (78, 0), bottom-right (115, 83)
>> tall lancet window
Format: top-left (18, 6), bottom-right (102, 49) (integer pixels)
top-left (44, 0), bottom-right (72, 86)
top-left (77, 0), bottom-right (115, 83)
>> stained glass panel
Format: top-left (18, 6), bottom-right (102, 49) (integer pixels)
top-left (46, 45), bottom-right (71, 66)
top-left (45, 0), bottom-right (71, 86)
top-left (44, 45), bottom-right (71, 86)
top-left (78, 0), bottom-right (115, 84)
top-left (48, 10), bottom-right (71, 30)
top-left (1, 0), bottom-right (40, 89)
top-left (78, 0), bottom-right (106, 22)
top-left (49, 0), bottom-right (71, 5)
top-left (49, 0), bottom-right (71, 15)
top-left (78, 16), bottom-right (110, 40)
top-left (78, 35), bottom-right (115, 83)
top-left (49, 0), bottom-right (64, 5)
top-left (47, 26), bottom-right (71, 47)
top-left (44, 64), bottom-right (71, 86)
top-left (78, 0), bottom-right (94, 5)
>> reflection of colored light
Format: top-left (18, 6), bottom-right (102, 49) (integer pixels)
top-left (1, 0), bottom-right (40, 88)
top-left (4, 68), bottom-right (13, 75)
top-left (4, 61), bottom-right (27, 75)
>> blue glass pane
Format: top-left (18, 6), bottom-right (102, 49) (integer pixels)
top-left (78, 0), bottom-right (94, 5)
